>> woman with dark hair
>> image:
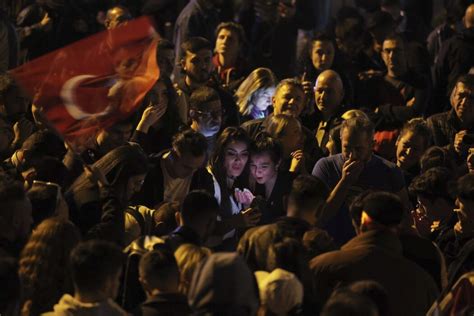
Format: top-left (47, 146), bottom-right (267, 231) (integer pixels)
top-left (208, 127), bottom-right (261, 248)
top-left (132, 76), bottom-right (183, 155)
top-left (249, 133), bottom-right (296, 224)
top-left (66, 144), bottom-right (148, 245)
top-left (19, 218), bottom-right (81, 316)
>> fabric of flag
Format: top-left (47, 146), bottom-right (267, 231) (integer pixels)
top-left (10, 16), bottom-right (160, 147)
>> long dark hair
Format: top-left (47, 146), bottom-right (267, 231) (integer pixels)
top-left (209, 127), bottom-right (251, 217)
top-left (67, 144), bottom-right (148, 206)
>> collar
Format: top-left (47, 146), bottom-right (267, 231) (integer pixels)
top-left (171, 225), bottom-right (201, 245)
top-left (342, 229), bottom-right (403, 254)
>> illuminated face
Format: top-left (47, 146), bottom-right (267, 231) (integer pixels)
top-left (215, 28), bottom-right (240, 56)
top-left (224, 141), bottom-right (249, 178)
top-left (273, 84), bottom-right (305, 117)
top-left (250, 153), bottom-right (278, 184)
top-left (454, 197), bottom-right (474, 231)
top-left (311, 40), bottom-right (335, 72)
top-left (192, 100), bottom-right (222, 137)
top-left (396, 131), bottom-right (427, 170)
top-left (182, 49), bottom-right (213, 84)
top-left (251, 87), bottom-right (276, 112)
top-left (341, 128), bottom-right (373, 162)
top-left (451, 82), bottom-right (474, 124)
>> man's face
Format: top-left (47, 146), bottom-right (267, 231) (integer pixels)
top-left (182, 49), bottom-right (213, 84)
top-left (314, 76), bottom-right (344, 116)
top-left (96, 123), bottom-right (133, 153)
top-left (173, 152), bottom-right (206, 179)
top-left (451, 82), bottom-right (474, 124)
top-left (157, 48), bottom-right (175, 79)
top-left (273, 84), bottom-right (305, 117)
top-left (341, 128), bottom-right (373, 162)
top-left (311, 40), bottom-right (335, 72)
top-left (192, 100), bottom-right (222, 137)
top-left (396, 131), bottom-right (427, 170)
top-left (382, 39), bottom-right (407, 77)
top-left (126, 173), bottom-right (146, 201)
top-left (215, 28), bottom-right (240, 56)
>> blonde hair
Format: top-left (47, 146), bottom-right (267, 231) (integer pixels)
top-left (265, 114), bottom-right (302, 139)
top-left (174, 244), bottom-right (211, 295)
top-left (235, 67), bottom-right (276, 116)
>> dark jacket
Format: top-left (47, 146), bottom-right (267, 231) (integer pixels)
top-left (133, 293), bottom-right (191, 316)
top-left (427, 110), bottom-right (474, 149)
top-left (66, 186), bottom-right (125, 246)
top-left (173, 0), bottom-right (219, 67)
top-left (162, 225), bottom-right (202, 253)
top-left (253, 171), bottom-right (296, 225)
top-left (433, 27), bottom-right (474, 113)
top-left (310, 229), bottom-right (439, 315)
top-left (131, 150), bottom-right (214, 209)
top-left (238, 216), bottom-right (311, 272)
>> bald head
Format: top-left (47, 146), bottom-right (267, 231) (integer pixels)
top-left (314, 70), bottom-right (345, 117)
top-left (465, 4), bottom-right (474, 28)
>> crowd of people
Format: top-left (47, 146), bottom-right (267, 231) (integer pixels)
top-left (1, 0), bottom-right (474, 315)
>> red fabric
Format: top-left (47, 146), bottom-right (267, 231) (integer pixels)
top-left (10, 17), bottom-right (159, 148)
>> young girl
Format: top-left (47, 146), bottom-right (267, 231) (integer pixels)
top-left (249, 134), bottom-right (296, 224)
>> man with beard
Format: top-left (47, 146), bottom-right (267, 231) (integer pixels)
top-left (189, 86), bottom-right (222, 155)
top-left (175, 37), bottom-right (239, 128)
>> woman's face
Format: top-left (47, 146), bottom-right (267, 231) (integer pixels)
top-left (252, 87), bottom-right (276, 112)
top-left (278, 120), bottom-right (304, 158)
top-left (224, 141), bottom-right (249, 178)
top-left (126, 173), bottom-right (146, 201)
top-left (250, 153), bottom-right (278, 184)
top-left (154, 80), bottom-right (169, 109)
top-left (311, 40), bottom-right (335, 72)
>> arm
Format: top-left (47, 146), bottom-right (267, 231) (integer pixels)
top-left (314, 158), bottom-right (364, 227)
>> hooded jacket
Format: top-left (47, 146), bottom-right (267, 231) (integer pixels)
top-left (188, 253), bottom-right (259, 315)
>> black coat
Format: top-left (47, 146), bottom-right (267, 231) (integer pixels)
top-left (133, 293), bottom-right (191, 316)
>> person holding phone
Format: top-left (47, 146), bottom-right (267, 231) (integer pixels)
top-left (249, 133), bottom-right (296, 224)
top-left (208, 127), bottom-right (261, 249)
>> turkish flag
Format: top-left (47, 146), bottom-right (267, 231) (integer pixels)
top-left (10, 16), bottom-right (160, 148)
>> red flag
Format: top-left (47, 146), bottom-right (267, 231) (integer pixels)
top-left (10, 16), bottom-right (160, 148)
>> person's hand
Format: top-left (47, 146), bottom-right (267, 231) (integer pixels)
top-left (341, 156), bottom-right (364, 185)
top-left (454, 130), bottom-right (468, 155)
top-left (278, 0), bottom-right (296, 19)
top-left (39, 12), bottom-right (52, 31)
top-left (235, 188), bottom-right (255, 207)
top-left (13, 117), bottom-right (35, 146)
top-left (84, 165), bottom-right (110, 188)
top-left (289, 149), bottom-right (305, 173)
top-left (136, 104), bottom-right (167, 133)
top-left (241, 207), bottom-right (262, 227)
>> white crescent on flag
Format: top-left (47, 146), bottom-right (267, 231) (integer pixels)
top-left (60, 74), bottom-right (112, 120)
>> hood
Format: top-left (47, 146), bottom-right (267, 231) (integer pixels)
top-left (52, 294), bottom-right (128, 316)
top-left (188, 253), bottom-right (259, 315)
